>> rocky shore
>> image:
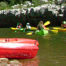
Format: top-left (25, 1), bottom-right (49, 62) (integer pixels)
top-left (0, 58), bottom-right (22, 66)
top-left (0, 1), bottom-right (66, 27)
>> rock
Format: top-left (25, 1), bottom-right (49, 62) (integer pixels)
top-left (9, 60), bottom-right (22, 66)
top-left (0, 58), bottom-right (9, 66)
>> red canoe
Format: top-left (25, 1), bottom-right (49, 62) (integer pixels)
top-left (0, 38), bottom-right (39, 59)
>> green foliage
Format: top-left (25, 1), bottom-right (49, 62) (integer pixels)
top-left (0, 0), bottom-right (65, 10)
top-left (0, 2), bottom-right (9, 10)
top-left (8, 0), bottom-right (26, 6)
top-left (32, 0), bottom-right (51, 7)
top-left (32, 0), bottom-right (40, 6)
top-left (9, 0), bottom-right (16, 5)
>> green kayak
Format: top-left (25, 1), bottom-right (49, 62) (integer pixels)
top-left (35, 29), bottom-right (49, 35)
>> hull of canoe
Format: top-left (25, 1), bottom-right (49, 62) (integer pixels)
top-left (0, 38), bottom-right (39, 59)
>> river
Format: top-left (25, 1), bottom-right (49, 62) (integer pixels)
top-left (0, 27), bottom-right (66, 66)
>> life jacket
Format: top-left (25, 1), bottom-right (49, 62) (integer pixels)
top-left (64, 24), bottom-right (66, 28)
top-left (18, 26), bottom-right (20, 29)
top-left (26, 25), bottom-right (31, 29)
top-left (37, 25), bottom-right (45, 30)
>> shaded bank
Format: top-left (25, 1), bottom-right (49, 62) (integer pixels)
top-left (0, 4), bottom-right (66, 28)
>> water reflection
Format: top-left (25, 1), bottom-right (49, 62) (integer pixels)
top-left (19, 56), bottom-right (39, 66)
top-left (0, 56), bottom-right (39, 66)
top-left (0, 27), bottom-right (66, 66)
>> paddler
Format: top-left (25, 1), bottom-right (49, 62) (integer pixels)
top-left (37, 21), bottom-right (46, 31)
top-left (17, 23), bottom-right (22, 29)
top-left (26, 23), bottom-right (31, 29)
top-left (32, 21), bottom-right (47, 35)
top-left (61, 21), bottom-right (66, 28)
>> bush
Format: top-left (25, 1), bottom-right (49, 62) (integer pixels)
top-left (0, 2), bottom-right (9, 10)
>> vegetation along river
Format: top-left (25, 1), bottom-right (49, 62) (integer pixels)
top-left (0, 27), bottom-right (66, 66)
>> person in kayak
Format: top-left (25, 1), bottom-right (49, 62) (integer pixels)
top-left (37, 21), bottom-right (46, 30)
top-left (17, 23), bottom-right (22, 29)
top-left (61, 21), bottom-right (66, 28)
top-left (26, 23), bottom-right (31, 29)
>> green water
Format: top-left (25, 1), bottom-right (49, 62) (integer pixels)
top-left (0, 27), bottom-right (66, 66)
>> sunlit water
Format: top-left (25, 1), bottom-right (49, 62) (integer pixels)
top-left (0, 27), bottom-right (66, 66)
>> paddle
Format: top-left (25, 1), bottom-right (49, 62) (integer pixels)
top-left (44, 21), bottom-right (59, 33)
top-left (26, 32), bottom-right (33, 35)
top-left (44, 21), bottom-right (50, 26)
top-left (15, 23), bottom-right (19, 32)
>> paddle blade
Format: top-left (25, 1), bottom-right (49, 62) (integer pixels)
top-left (26, 32), bottom-right (33, 35)
top-left (50, 29), bottom-right (58, 33)
top-left (44, 21), bottom-right (50, 26)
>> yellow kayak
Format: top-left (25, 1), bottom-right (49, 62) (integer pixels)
top-left (53, 27), bottom-right (61, 30)
top-left (11, 27), bottom-right (23, 30)
top-left (59, 28), bottom-right (66, 32)
top-left (11, 27), bottom-right (37, 31)
top-left (31, 27), bottom-right (37, 30)
top-left (53, 27), bottom-right (66, 32)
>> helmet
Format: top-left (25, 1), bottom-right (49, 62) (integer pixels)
top-left (63, 21), bottom-right (65, 24)
top-left (27, 23), bottom-right (29, 24)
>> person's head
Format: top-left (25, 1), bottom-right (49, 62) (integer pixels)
top-left (63, 21), bottom-right (66, 24)
top-left (27, 23), bottom-right (30, 25)
top-left (19, 23), bottom-right (22, 25)
top-left (39, 21), bottom-right (43, 24)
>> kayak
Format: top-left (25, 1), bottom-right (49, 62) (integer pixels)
top-left (35, 29), bottom-right (49, 35)
top-left (31, 27), bottom-right (37, 30)
top-left (11, 27), bottom-right (37, 31)
top-left (53, 27), bottom-right (61, 30)
top-left (53, 27), bottom-right (66, 32)
top-left (11, 27), bottom-right (23, 30)
top-left (59, 28), bottom-right (66, 32)
top-left (0, 38), bottom-right (39, 59)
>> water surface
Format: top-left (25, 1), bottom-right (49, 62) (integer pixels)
top-left (0, 27), bottom-right (66, 66)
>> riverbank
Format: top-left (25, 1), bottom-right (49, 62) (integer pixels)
top-left (0, 1), bottom-right (66, 27)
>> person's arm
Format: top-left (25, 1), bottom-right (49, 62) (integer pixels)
top-left (43, 25), bottom-right (46, 29)
top-left (37, 25), bottom-right (39, 30)
top-left (26, 25), bottom-right (28, 29)
top-left (61, 22), bottom-right (64, 27)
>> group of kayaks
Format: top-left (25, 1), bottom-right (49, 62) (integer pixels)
top-left (11, 26), bottom-right (66, 36)
top-left (11, 27), bottom-right (49, 35)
